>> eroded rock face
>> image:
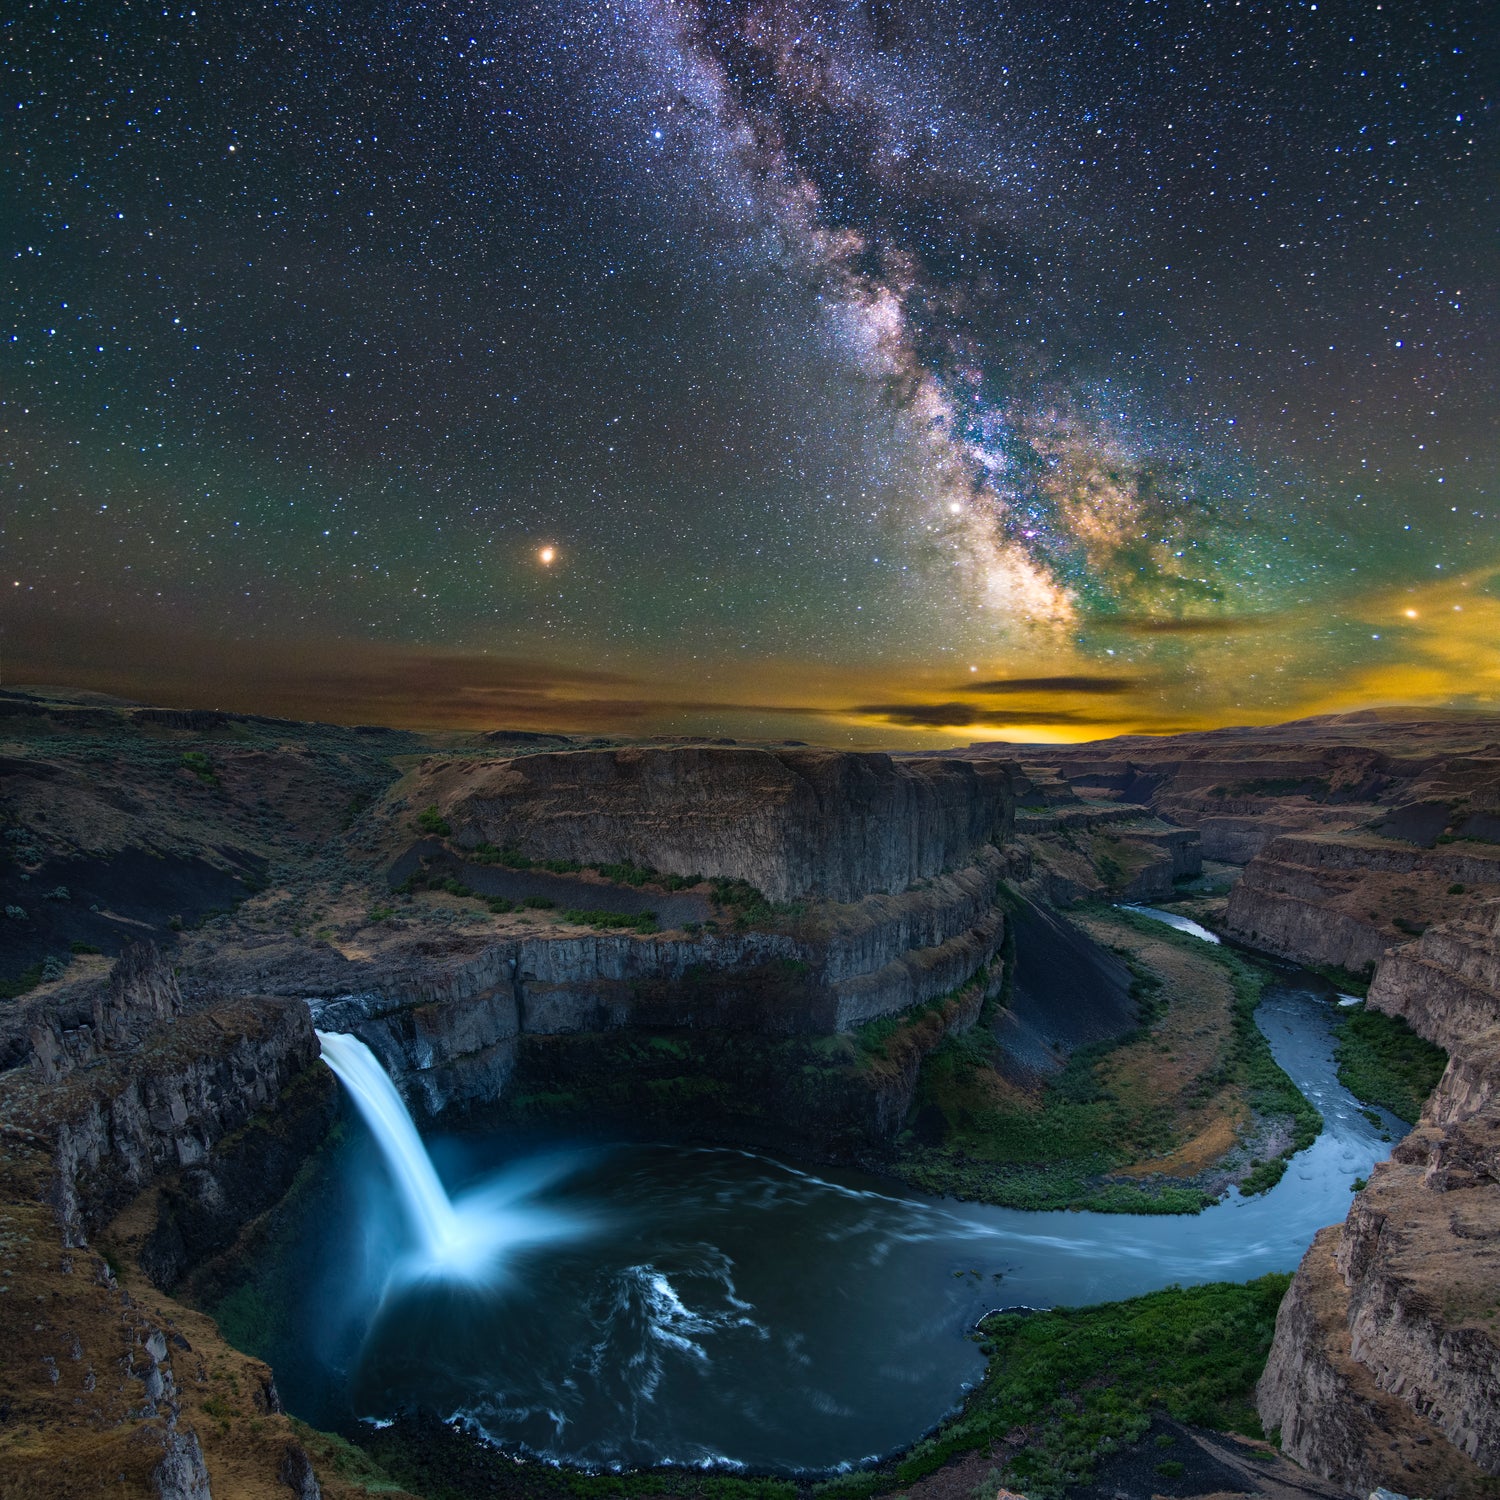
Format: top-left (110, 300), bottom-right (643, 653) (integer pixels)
top-left (7, 986), bottom-right (324, 1249)
top-left (301, 850), bottom-right (1008, 1116)
top-left (0, 967), bottom-right (340, 1500)
top-left (1258, 901), bottom-right (1500, 1493)
top-left (1225, 833), bottom-right (1500, 975)
top-left (405, 747), bottom-right (1014, 903)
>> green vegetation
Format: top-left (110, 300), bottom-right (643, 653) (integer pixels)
top-left (180, 749), bottom-right (220, 785)
top-left (1228, 956), bottom-right (1323, 1195)
top-left (887, 908), bottom-right (1321, 1210)
top-left (1333, 1005), bottom-right (1447, 1122)
top-left (398, 869), bottom-right (477, 900)
top-left (595, 859), bottom-right (659, 886)
top-left (708, 877), bottom-right (804, 931)
top-left (69, 939), bottom-right (102, 954)
top-left (889, 1276), bottom-right (1290, 1499)
top-left (331, 1278), bottom-right (1289, 1500)
top-left (466, 844), bottom-right (703, 892)
top-left (1308, 961), bottom-right (1372, 996)
top-left (289, 1420), bottom-right (411, 1495)
top-left (1209, 776), bottom-right (1329, 800)
top-left (0, 962), bottom-right (43, 999)
top-left (341, 791), bottom-right (373, 830)
top-left (564, 908), bottom-right (661, 934)
top-left (359, 1413), bottom-right (799, 1500)
top-left (415, 805), bottom-right (453, 837)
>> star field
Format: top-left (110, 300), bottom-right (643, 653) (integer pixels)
top-left (3, 0), bottom-right (1496, 737)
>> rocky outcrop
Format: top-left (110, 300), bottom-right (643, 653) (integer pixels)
top-left (1256, 1227), bottom-right (1494, 1495)
top-left (15, 940), bottom-right (186, 1083)
top-left (1258, 900), bottom-right (1500, 1493)
top-left (1368, 914), bottom-right (1500, 1053)
top-left (402, 747), bottom-right (1014, 902)
top-left (34, 996), bottom-right (322, 1249)
top-left (0, 948), bottom-right (343, 1500)
top-left (1225, 833), bottom-right (1500, 975)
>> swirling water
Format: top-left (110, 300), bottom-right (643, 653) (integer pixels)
top-left (266, 967), bottom-right (1400, 1473)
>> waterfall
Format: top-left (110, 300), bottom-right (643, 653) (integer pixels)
top-left (316, 1030), bottom-right (464, 1260)
top-left (316, 1029), bottom-right (592, 1283)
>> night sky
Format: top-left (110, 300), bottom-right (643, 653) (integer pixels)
top-left (4, 0), bottom-right (1495, 740)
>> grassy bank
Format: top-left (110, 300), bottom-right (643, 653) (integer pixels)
top-left (885, 905), bottom-right (1321, 1211)
top-left (1333, 1005), bottom-right (1448, 1122)
top-left (883, 1275), bottom-right (1291, 1499)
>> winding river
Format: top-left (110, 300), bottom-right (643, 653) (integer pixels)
top-left (249, 919), bottom-right (1400, 1473)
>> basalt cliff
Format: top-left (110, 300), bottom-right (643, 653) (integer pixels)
top-left (1256, 899), bottom-right (1500, 1495)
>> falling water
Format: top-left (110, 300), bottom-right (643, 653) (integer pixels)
top-left (316, 1029), bottom-right (591, 1283)
top-left (283, 979), bottom-right (1399, 1469)
top-left (315, 1030), bottom-right (464, 1260)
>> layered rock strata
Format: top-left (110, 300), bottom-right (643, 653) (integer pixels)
top-left (1225, 833), bottom-right (1500, 975)
top-left (403, 746), bottom-right (1014, 902)
top-left (272, 848), bottom-right (1008, 1115)
top-left (943, 709), bottom-right (1500, 866)
top-left (1258, 901), bottom-right (1500, 1493)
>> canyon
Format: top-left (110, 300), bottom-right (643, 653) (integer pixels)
top-left (1, 690), bottom-right (1498, 1497)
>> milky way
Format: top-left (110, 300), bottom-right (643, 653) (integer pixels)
top-left (3, 1), bottom-right (1495, 736)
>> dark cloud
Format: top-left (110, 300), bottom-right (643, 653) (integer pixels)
top-left (1098, 616), bottom-right (1274, 636)
top-left (961, 675), bottom-right (1140, 695)
top-left (850, 701), bottom-right (1113, 729)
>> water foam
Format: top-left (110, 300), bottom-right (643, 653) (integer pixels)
top-left (316, 1029), bottom-right (587, 1282)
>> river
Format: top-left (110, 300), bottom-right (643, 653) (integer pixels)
top-left (249, 923), bottom-right (1399, 1473)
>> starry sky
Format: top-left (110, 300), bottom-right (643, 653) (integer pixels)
top-left (4, 0), bottom-right (1496, 741)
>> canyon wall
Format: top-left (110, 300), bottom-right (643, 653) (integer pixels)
top-left (1257, 900), bottom-right (1500, 1494)
top-left (0, 946), bottom-right (343, 1500)
top-left (244, 847), bottom-right (1008, 1117)
top-left (1225, 832), bottom-right (1500, 975)
top-left (406, 746), bottom-right (1014, 902)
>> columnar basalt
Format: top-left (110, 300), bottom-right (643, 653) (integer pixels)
top-left (270, 846), bottom-right (1009, 1116)
top-left (401, 747), bottom-right (1014, 903)
top-left (0, 949), bottom-right (338, 1499)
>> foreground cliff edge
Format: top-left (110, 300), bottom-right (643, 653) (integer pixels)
top-left (1257, 899), bottom-right (1500, 1494)
top-left (2, 693), bottom-right (1500, 1497)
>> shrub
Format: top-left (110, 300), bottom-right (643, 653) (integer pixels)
top-left (180, 750), bottom-right (219, 785)
top-left (0, 963), bottom-right (43, 999)
top-left (521, 896), bottom-right (556, 910)
top-left (894, 1276), bottom-right (1290, 1497)
top-left (415, 805), bottom-right (452, 837)
top-left (562, 908), bottom-right (660, 934)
